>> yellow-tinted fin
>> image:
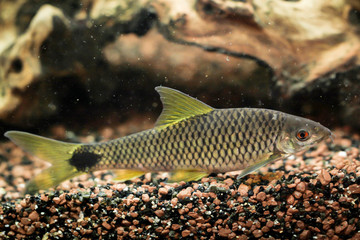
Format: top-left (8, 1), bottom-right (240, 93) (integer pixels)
top-left (4, 131), bottom-right (81, 194)
top-left (236, 153), bottom-right (282, 180)
top-left (112, 169), bottom-right (146, 182)
top-left (26, 166), bottom-right (81, 194)
top-left (168, 170), bottom-right (209, 182)
top-left (155, 86), bottom-right (214, 128)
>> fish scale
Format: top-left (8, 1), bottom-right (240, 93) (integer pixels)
top-left (75, 108), bottom-right (285, 173)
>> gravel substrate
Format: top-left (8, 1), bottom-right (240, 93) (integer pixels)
top-left (0, 123), bottom-right (360, 239)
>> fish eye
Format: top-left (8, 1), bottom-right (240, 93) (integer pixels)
top-left (296, 129), bottom-right (309, 141)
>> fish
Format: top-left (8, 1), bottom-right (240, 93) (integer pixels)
top-left (4, 86), bottom-right (332, 194)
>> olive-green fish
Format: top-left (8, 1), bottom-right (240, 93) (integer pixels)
top-left (5, 87), bottom-right (332, 194)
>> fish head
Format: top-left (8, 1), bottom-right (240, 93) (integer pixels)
top-left (276, 115), bottom-right (332, 154)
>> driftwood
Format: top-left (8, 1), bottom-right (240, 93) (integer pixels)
top-left (0, 0), bottom-right (359, 127)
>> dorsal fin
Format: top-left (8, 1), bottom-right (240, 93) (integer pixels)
top-left (155, 86), bottom-right (214, 128)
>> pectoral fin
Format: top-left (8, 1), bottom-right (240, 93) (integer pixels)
top-left (236, 153), bottom-right (282, 180)
top-left (168, 170), bottom-right (209, 182)
top-left (112, 170), bottom-right (146, 182)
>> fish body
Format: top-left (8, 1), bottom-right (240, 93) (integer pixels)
top-left (76, 108), bottom-right (284, 173)
top-left (5, 87), bottom-right (332, 194)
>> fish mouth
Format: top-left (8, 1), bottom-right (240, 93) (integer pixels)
top-left (320, 129), bottom-right (334, 143)
top-left (329, 132), bottom-right (335, 142)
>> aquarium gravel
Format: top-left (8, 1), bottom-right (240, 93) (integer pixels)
top-left (0, 123), bottom-right (360, 239)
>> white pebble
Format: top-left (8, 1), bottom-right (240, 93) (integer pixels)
top-left (338, 151), bottom-right (347, 157)
top-left (287, 155), bottom-right (295, 160)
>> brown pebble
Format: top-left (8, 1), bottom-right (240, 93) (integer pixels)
top-left (296, 220), bottom-right (305, 229)
top-left (159, 187), bottom-right (168, 195)
top-left (155, 210), bottom-right (164, 218)
top-left (252, 229), bottom-right (263, 238)
top-left (336, 162), bottom-right (345, 170)
top-left (121, 220), bottom-right (131, 226)
top-left (238, 184), bottom-right (249, 196)
top-left (26, 225), bottom-right (35, 235)
top-left (28, 211), bottom-right (39, 222)
top-left (218, 228), bottom-right (232, 237)
top-left (256, 192), bottom-right (266, 201)
top-left (20, 218), bottom-right (31, 226)
top-left (142, 194), bottom-right (150, 202)
top-left (296, 182), bottom-right (306, 193)
top-left (345, 224), bottom-right (355, 235)
top-left (348, 184), bottom-right (360, 194)
top-left (130, 212), bottom-right (138, 218)
top-left (319, 169), bottom-right (331, 185)
top-left (213, 198), bottom-right (221, 205)
top-left (228, 232), bottom-right (237, 239)
top-left (299, 230), bottom-right (311, 240)
top-left (53, 197), bottom-right (60, 205)
top-left (188, 220), bottom-right (196, 226)
top-left (287, 183), bottom-right (296, 188)
top-left (293, 191), bottom-right (302, 199)
top-left (335, 221), bottom-right (348, 233)
top-left (171, 198), bottom-right (178, 206)
top-left (182, 229), bottom-right (191, 237)
top-left (102, 222), bottom-right (112, 230)
top-left (339, 138), bottom-right (352, 147)
top-left (287, 195), bottom-right (295, 205)
top-left (172, 224), bottom-right (181, 230)
top-left (177, 187), bottom-right (193, 200)
top-left (40, 195), bottom-right (49, 202)
top-left (224, 178), bottom-right (234, 186)
top-left (20, 199), bottom-right (28, 208)
top-left (188, 212), bottom-right (198, 218)
top-left (266, 221), bottom-right (274, 228)
top-left (0, 179), bottom-right (7, 188)
top-left (276, 211), bottom-right (285, 219)
top-left (201, 178), bottom-right (209, 183)
top-left (303, 190), bottom-right (313, 198)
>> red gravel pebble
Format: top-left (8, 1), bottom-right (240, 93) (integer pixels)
top-left (299, 230), bottom-right (311, 240)
top-left (319, 169), bottom-right (331, 185)
top-left (142, 194), bottom-right (150, 202)
top-left (252, 229), bottom-right (263, 238)
top-left (158, 187), bottom-right (168, 195)
top-left (335, 221), bottom-right (348, 233)
top-left (293, 191), bottom-right (302, 199)
top-left (287, 195), bottom-right (295, 205)
top-left (177, 187), bottom-right (193, 200)
top-left (296, 182), bottom-right (306, 192)
top-left (181, 229), bottom-right (191, 237)
top-left (28, 211), bottom-right (39, 222)
top-left (218, 228), bottom-right (232, 237)
top-left (102, 222), bottom-right (112, 230)
top-left (238, 184), bottom-right (249, 196)
top-left (155, 210), bottom-right (165, 218)
top-left (256, 192), bottom-right (266, 201)
top-left (349, 184), bottom-right (360, 194)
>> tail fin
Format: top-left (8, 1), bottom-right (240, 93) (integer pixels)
top-left (4, 131), bottom-right (82, 194)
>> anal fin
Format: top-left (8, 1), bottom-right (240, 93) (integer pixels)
top-left (168, 170), bottom-right (209, 182)
top-left (26, 166), bottom-right (81, 194)
top-left (236, 153), bottom-right (282, 180)
top-left (112, 170), bottom-right (146, 182)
